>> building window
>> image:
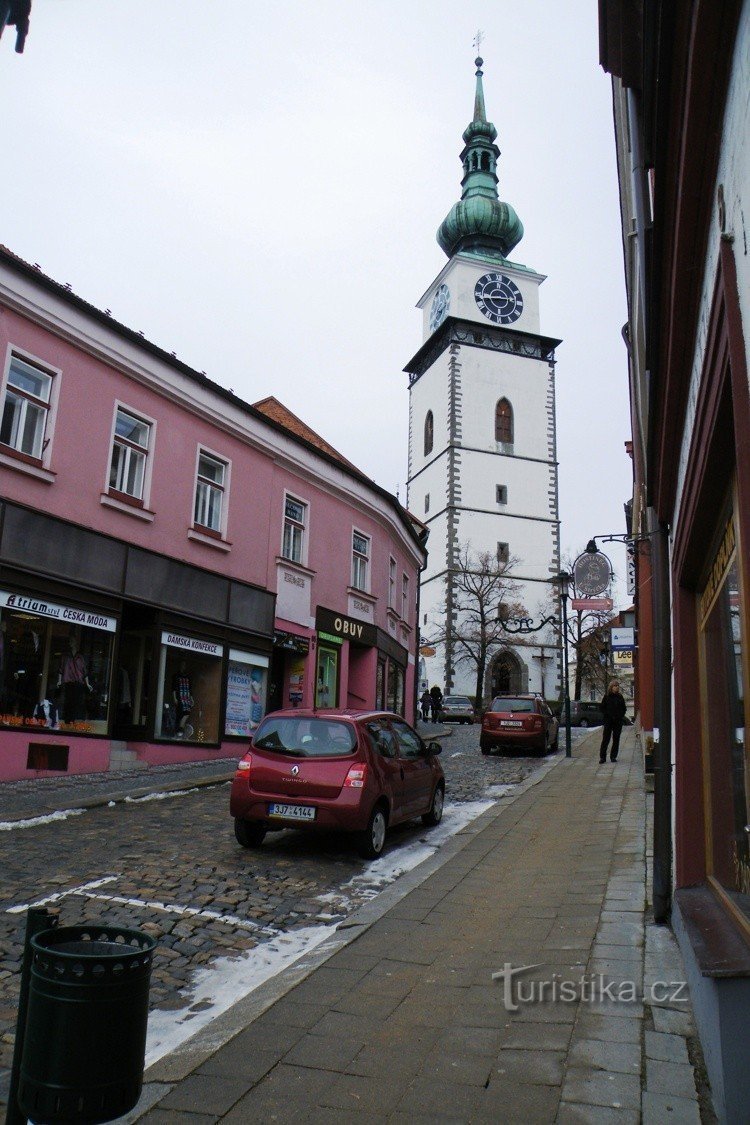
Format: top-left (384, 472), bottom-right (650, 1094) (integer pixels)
top-left (352, 530), bottom-right (370, 591)
top-left (495, 399), bottom-right (514, 444)
top-left (389, 557), bottom-right (396, 608)
top-left (0, 354), bottom-right (53, 460)
top-left (497, 542), bottom-right (509, 564)
top-left (155, 631), bottom-right (222, 743)
top-left (194, 451), bottom-right (227, 534)
top-left (496, 485), bottom-right (508, 504)
top-left (425, 493), bottom-right (430, 513)
top-left (402, 574), bottom-right (409, 620)
top-left (109, 407), bottom-right (150, 501)
top-left (282, 495), bottom-right (307, 563)
top-left (424, 410), bottom-right (434, 456)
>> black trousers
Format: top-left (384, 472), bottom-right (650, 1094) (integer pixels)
top-left (599, 720), bottom-right (623, 760)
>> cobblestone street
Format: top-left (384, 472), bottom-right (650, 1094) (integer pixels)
top-left (0, 724), bottom-right (592, 1103)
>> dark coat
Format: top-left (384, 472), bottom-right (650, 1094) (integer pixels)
top-left (600, 690), bottom-right (627, 724)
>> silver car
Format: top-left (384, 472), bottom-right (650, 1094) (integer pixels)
top-left (438, 695), bottom-right (475, 724)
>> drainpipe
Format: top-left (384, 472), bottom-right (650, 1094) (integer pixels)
top-left (651, 509), bottom-right (672, 922)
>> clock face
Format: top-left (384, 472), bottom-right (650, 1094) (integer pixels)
top-left (474, 273), bottom-right (524, 325)
top-left (428, 283), bottom-right (450, 333)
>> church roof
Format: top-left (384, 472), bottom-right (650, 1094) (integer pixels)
top-left (437, 58), bottom-right (523, 261)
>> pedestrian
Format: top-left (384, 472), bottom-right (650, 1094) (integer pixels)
top-left (599, 680), bottom-right (627, 763)
top-left (420, 689), bottom-right (431, 722)
top-left (429, 685), bottom-right (443, 723)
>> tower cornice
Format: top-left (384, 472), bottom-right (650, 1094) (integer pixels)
top-left (404, 316), bottom-right (561, 384)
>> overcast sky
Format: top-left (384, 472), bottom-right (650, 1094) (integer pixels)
top-left (1, 0), bottom-right (632, 606)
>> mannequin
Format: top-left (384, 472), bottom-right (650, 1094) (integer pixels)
top-left (171, 660), bottom-right (194, 738)
top-left (58, 638), bottom-right (91, 722)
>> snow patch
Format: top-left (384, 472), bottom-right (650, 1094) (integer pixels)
top-left (0, 808), bottom-right (84, 831)
top-left (124, 789), bottom-right (198, 803)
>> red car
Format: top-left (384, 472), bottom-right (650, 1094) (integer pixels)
top-left (480, 694), bottom-right (559, 756)
top-left (230, 709), bottom-right (445, 859)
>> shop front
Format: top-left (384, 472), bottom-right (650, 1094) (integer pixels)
top-left (314, 607), bottom-right (409, 717)
top-left (0, 501), bottom-right (275, 779)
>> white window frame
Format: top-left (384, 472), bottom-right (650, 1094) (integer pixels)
top-left (402, 573), bottom-right (409, 621)
top-left (352, 529), bottom-right (370, 593)
top-left (388, 556), bottom-right (397, 609)
top-left (106, 401), bottom-right (156, 507)
top-left (282, 492), bottom-right (308, 565)
top-left (193, 446), bottom-right (230, 537)
top-left (0, 346), bottom-right (60, 472)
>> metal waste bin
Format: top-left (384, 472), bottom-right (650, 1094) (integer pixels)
top-left (17, 924), bottom-right (156, 1124)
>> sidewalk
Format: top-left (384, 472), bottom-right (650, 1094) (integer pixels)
top-left (127, 728), bottom-right (712, 1124)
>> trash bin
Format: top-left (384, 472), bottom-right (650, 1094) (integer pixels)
top-left (17, 924), bottom-right (157, 1124)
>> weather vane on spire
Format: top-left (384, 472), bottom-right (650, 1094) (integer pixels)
top-left (473, 29), bottom-right (484, 60)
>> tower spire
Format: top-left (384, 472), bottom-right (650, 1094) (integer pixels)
top-left (436, 55), bottom-right (523, 261)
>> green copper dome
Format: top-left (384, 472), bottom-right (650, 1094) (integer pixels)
top-left (437, 58), bottom-right (523, 260)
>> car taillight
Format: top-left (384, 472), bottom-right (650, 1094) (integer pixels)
top-left (236, 754), bottom-right (252, 773)
top-left (530, 717), bottom-right (543, 730)
top-left (344, 764), bottom-right (367, 788)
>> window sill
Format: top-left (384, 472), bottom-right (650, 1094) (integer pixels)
top-left (188, 527), bottom-right (232, 552)
top-left (100, 492), bottom-right (155, 522)
top-left (0, 447), bottom-right (56, 484)
top-left (276, 556), bottom-right (316, 578)
top-left (347, 586), bottom-right (377, 604)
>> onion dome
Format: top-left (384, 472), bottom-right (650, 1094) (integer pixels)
top-left (437, 58), bottom-right (524, 260)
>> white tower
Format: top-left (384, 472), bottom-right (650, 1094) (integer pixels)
top-left (406, 58), bottom-right (561, 702)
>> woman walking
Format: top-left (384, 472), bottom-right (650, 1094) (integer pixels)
top-left (599, 680), bottom-right (627, 763)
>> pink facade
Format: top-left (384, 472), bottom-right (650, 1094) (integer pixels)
top-left (0, 248), bottom-right (426, 781)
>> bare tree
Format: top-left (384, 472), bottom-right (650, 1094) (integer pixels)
top-left (426, 545), bottom-right (524, 703)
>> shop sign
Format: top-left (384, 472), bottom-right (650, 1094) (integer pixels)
top-left (273, 630), bottom-right (310, 654)
top-left (315, 607), bottom-right (377, 647)
top-left (573, 549), bottom-right (612, 596)
top-left (318, 631), bottom-right (343, 646)
top-left (0, 590), bottom-right (116, 632)
top-left (699, 516), bottom-right (735, 622)
top-left (613, 650), bottom-right (633, 667)
top-left (611, 627), bottom-right (635, 650)
top-left (571, 598), bottom-right (613, 611)
top-left (161, 631), bottom-right (223, 657)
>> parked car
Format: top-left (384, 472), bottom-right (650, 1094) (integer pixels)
top-left (230, 709), bottom-right (445, 859)
top-left (568, 700), bottom-right (604, 728)
top-left (480, 694), bottom-right (559, 756)
top-left (437, 695), bottom-right (475, 724)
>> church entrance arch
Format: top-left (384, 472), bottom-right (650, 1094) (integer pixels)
top-left (489, 650), bottom-right (526, 697)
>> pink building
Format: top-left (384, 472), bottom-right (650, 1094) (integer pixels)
top-left (0, 246), bottom-right (427, 781)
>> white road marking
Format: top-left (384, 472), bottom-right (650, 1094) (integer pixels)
top-left (6, 874), bottom-right (119, 914)
top-left (77, 891), bottom-right (276, 934)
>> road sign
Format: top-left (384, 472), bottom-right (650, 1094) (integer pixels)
top-left (571, 597), bottom-right (613, 611)
top-left (611, 627), bottom-right (635, 650)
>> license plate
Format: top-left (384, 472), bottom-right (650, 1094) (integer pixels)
top-left (500, 720), bottom-right (523, 727)
top-left (268, 803), bottom-right (316, 821)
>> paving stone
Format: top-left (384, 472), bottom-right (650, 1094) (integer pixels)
top-left (645, 1058), bottom-right (697, 1099)
top-left (493, 1048), bottom-right (565, 1085)
top-left (283, 1032), bottom-right (365, 1072)
top-left (574, 1012), bottom-right (642, 1044)
top-left (156, 1073), bottom-right (251, 1115)
top-left (641, 1090), bottom-right (701, 1123)
top-left (651, 1005), bottom-right (695, 1036)
top-left (557, 1103), bottom-right (639, 1123)
top-left (568, 1037), bottom-right (640, 1074)
top-left (644, 1029), bottom-right (690, 1065)
top-left (393, 1075), bottom-right (482, 1118)
top-left (561, 1067), bottom-right (641, 1111)
top-left (476, 1078), bottom-right (560, 1121)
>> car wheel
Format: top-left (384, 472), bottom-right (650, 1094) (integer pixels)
top-left (422, 784), bottom-right (444, 827)
top-left (359, 803), bottom-right (388, 860)
top-left (480, 739), bottom-right (491, 755)
top-left (234, 818), bottom-right (266, 848)
top-left (551, 732), bottom-right (559, 752)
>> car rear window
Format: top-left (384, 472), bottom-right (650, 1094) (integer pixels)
top-left (490, 698), bottom-right (534, 713)
top-left (443, 696), bottom-right (470, 705)
top-left (253, 717), bottom-right (357, 757)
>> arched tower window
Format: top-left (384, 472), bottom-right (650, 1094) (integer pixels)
top-left (424, 410), bottom-right (434, 456)
top-left (480, 152), bottom-right (490, 171)
top-left (495, 399), bottom-right (513, 444)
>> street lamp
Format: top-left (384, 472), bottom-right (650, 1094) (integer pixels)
top-left (553, 570), bottom-right (572, 757)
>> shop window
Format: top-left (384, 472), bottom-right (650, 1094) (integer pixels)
top-left (699, 514), bottom-right (748, 920)
top-left (282, 495), bottom-right (307, 564)
top-left (109, 406), bottom-right (151, 502)
top-left (402, 574), bottom-right (409, 620)
top-left (388, 557), bottom-right (396, 609)
top-left (495, 399), bottom-right (513, 445)
top-left (376, 659), bottom-right (386, 710)
top-left (316, 645), bottom-right (338, 708)
top-left (386, 661), bottom-right (405, 715)
top-left (0, 593), bottom-right (115, 735)
top-left (194, 450), bottom-right (228, 534)
top-left (225, 649), bottom-right (269, 737)
top-left (352, 530), bottom-right (370, 592)
top-left (0, 354), bottom-right (53, 461)
top-left (424, 411), bottom-right (434, 456)
top-left (155, 631), bottom-right (223, 743)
